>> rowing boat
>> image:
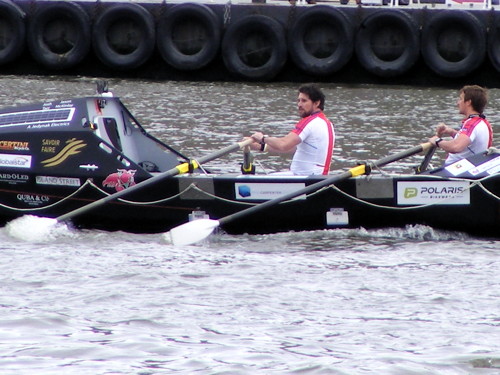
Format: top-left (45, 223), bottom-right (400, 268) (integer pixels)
top-left (1, 84), bottom-right (498, 238)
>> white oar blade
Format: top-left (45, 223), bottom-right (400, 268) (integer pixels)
top-left (164, 218), bottom-right (220, 246)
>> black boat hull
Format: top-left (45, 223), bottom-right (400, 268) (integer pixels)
top-left (1, 171), bottom-right (498, 238)
top-left (0, 93), bottom-right (498, 238)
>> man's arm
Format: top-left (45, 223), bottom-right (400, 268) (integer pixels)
top-left (430, 133), bottom-right (470, 153)
top-left (251, 131), bottom-right (301, 153)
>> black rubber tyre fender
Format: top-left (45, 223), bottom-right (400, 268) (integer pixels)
top-left (355, 9), bottom-right (420, 77)
top-left (92, 3), bottom-right (155, 70)
top-left (157, 3), bottom-right (220, 70)
top-left (421, 10), bottom-right (486, 78)
top-left (222, 15), bottom-right (287, 81)
top-left (487, 12), bottom-right (500, 73)
top-left (0, 0), bottom-right (25, 65)
top-left (27, 1), bottom-right (90, 69)
top-left (288, 6), bottom-right (353, 76)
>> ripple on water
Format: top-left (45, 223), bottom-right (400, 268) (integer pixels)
top-left (0, 78), bottom-right (498, 374)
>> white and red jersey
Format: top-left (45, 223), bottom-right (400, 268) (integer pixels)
top-left (290, 111), bottom-right (335, 175)
top-left (445, 115), bottom-right (493, 165)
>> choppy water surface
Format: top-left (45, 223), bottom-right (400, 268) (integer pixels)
top-left (0, 76), bottom-right (498, 374)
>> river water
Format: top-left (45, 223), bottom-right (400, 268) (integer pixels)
top-left (0, 75), bottom-right (498, 374)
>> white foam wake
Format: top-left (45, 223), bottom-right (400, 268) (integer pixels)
top-left (5, 215), bottom-right (74, 242)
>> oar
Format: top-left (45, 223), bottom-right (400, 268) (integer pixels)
top-left (167, 142), bottom-right (433, 245)
top-left (241, 144), bottom-right (255, 174)
top-left (55, 138), bottom-right (253, 223)
top-left (416, 144), bottom-right (437, 173)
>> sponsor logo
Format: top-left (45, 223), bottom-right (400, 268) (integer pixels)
top-left (238, 185), bottom-right (251, 197)
top-left (0, 173), bottom-right (29, 184)
top-left (397, 181), bottom-right (470, 205)
top-left (103, 169), bottom-right (136, 192)
top-left (404, 187), bottom-right (418, 199)
top-left (41, 139), bottom-right (61, 153)
top-left (0, 140), bottom-right (30, 151)
top-left (234, 182), bottom-right (306, 200)
top-left (36, 176), bottom-right (81, 187)
top-left (0, 153), bottom-right (32, 168)
top-left (17, 193), bottom-right (50, 207)
top-left (41, 138), bottom-right (86, 167)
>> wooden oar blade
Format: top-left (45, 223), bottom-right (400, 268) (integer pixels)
top-left (165, 218), bottom-right (220, 245)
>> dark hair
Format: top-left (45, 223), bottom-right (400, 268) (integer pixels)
top-left (461, 85), bottom-right (488, 114)
top-left (299, 84), bottom-right (325, 110)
